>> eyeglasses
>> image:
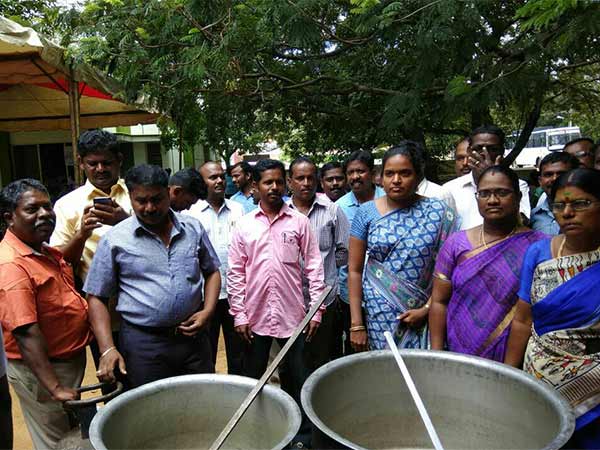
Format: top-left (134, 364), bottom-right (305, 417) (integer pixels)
top-left (475, 189), bottom-right (514, 199)
top-left (551, 199), bottom-right (600, 213)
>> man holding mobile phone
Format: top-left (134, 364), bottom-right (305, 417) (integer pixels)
top-left (50, 130), bottom-right (131, 376)
top-left (51, 129), bottom-right (131, 284)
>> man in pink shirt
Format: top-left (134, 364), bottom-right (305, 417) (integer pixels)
top-left (227, 159), bottom-right (325, 447)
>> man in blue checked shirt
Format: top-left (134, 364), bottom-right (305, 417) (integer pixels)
top-left (84, 164), bottom-right (221, 388)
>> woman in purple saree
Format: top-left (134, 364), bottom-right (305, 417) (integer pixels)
top-left (429, 166), bottom-right (545, 361)
top-left (505, 168), bottom-right (600, 449)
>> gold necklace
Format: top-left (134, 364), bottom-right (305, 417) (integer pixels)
top-left (557, 235), bottom-right (567, 258)
top-left (480, 225), bottom-right (516, 249)
top-left (557, 236), bottom-right (600, 258)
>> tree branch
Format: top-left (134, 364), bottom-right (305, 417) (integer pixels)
top-left (285, 0), bottom-right (374, 46)
top-left (503, 98), bottom-right (543, 167)
top-left (555, 59), bottom-right (600, 72)
top-left (392, 0), bottom-right (445, 23)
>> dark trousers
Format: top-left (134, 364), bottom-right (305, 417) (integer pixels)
top-left (119, 321), bottom-right (214, 389)
top-left (0, 374), bottom-right (12, 450)
top-left (304, 300), bottom-right (342, 372)
top-left (242, 333), bottom-right (311, 446)
top-left (208, 299), bottom-right (243, 375)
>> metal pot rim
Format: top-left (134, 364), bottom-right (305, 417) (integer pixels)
top-left (89, 373), bottom-right (302, 450)
top-left (301, 349), bottom-right (575, 450)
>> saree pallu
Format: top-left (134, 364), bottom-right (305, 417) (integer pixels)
top-left (363, 199), bottom-right (456, 350)
top-left (446, 231), bottom-right (544, 362)
top-left (524, 250), bottom-right (600, 433)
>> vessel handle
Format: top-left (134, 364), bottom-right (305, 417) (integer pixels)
top-left (64, 381), bottom-right (124, 409)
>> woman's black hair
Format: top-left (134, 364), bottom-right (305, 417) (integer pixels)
top-left (381, 140), bottom-right (424, 179)
top-left (550, 168), bottom-right (600, 202)
top-left (477, 165), bottom-right (521, 194)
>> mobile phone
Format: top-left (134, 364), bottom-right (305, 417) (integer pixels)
top-left (93, 197), bottom-right (112, 206)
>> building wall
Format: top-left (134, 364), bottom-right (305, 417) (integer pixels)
top-left (0, 132), bottom-right (10, 187)
top-left (133, 142), bottom-right (147, 165)
top-left (0, 126), bottom-right (220, 188)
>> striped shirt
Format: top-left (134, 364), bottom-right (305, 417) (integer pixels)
top-left (184, 199), bottom-right (244, 300)
top-left (287, 195), bottom-right (349, 306)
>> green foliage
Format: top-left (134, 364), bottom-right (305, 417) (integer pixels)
top-left (516, 0), bottom-right (581, 30)
top-left (0, 0), bottom-right (72, 39)
top-left (20, 0), bottom-right (600, 163)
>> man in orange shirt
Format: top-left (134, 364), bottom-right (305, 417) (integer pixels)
top-left (0, 179), bottom-right (124, 450)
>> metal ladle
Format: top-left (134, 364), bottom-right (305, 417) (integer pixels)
top-left (384, 331), bottom-right (444, 450)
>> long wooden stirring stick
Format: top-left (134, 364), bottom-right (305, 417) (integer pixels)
top-left (384, 331), bottom-right (445, 450)
top-left (209, 285), bottom-right (332, 450)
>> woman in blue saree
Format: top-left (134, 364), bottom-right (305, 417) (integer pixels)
top-left (348, 142), bottom-right (457, 351)
top-left (505, 168), bottom-right (600, 449)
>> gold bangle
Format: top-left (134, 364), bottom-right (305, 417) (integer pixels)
top-left (349, 325), bottom-right (366, 332)
top-left (100, 346), bottom-right (116, 359)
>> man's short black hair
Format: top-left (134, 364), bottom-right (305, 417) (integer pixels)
top-left (344, 150), bottom-right (374, 173)
top-left (0, 179), bottom-right (49, 230)
top-left (252, 159), bottom-right (286, 183)
top-left (539, 151), bottom-right (580, 172)
top-left (319, 161), bottom-right (343, 179)
top-left (169, 168), bottom-right (206, 198)
top-left (563, 137), bottom-right (595, 150)
top-left (468, 125), bottom-right (506, 146)
top-left (229, 161), bottom-right (253, 177)
top-left (78, 129), bottom-right (119, 158)
top-left (454, 136), bottom-right (469, 153)
top-left (288, 156), bottom-right (316, 177)
top-left (125, 164), bottom-right (169, 191)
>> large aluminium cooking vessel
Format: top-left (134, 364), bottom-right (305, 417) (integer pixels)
top-left (301, 350), bottom-right (574, 450)
top-left (89, 374), bottom-right (301, 450)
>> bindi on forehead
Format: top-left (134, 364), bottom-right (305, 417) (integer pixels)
top-left (561, 191), bottom-right (572, 200)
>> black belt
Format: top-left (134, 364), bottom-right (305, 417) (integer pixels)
top-left (124, 320), bottom-right (181, 338)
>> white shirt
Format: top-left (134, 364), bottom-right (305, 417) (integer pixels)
top-left (417, 178), bottom-right (456, 212)
top-left (184, 199), bottom-right (244, 300)
top-left (443, 172), bottom-right (531, 230)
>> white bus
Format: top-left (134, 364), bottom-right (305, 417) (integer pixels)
top-left (505, 126), bottom-right (581, 168)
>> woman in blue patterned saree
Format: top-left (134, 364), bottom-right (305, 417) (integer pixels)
top-left (505, 168), bottom-right (600, 449)
top-left (348, 142), bottom-right (457, 351)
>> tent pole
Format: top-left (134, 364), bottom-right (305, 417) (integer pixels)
top-left (68, 74), bottom-right (81, 185)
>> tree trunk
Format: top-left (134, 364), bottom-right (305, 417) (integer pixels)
top-left (502, 98), bottom-right (543, 168)
top-left (470, 105), bottom-right (493, 129)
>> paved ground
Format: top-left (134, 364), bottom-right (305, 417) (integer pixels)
top-left (11, 334), bottom-right (228, 450)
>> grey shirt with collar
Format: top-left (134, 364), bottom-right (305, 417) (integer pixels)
top-left (288, 194), bottom-right (349, 306)
top-left (83, 211), bottom-right (220, 327)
